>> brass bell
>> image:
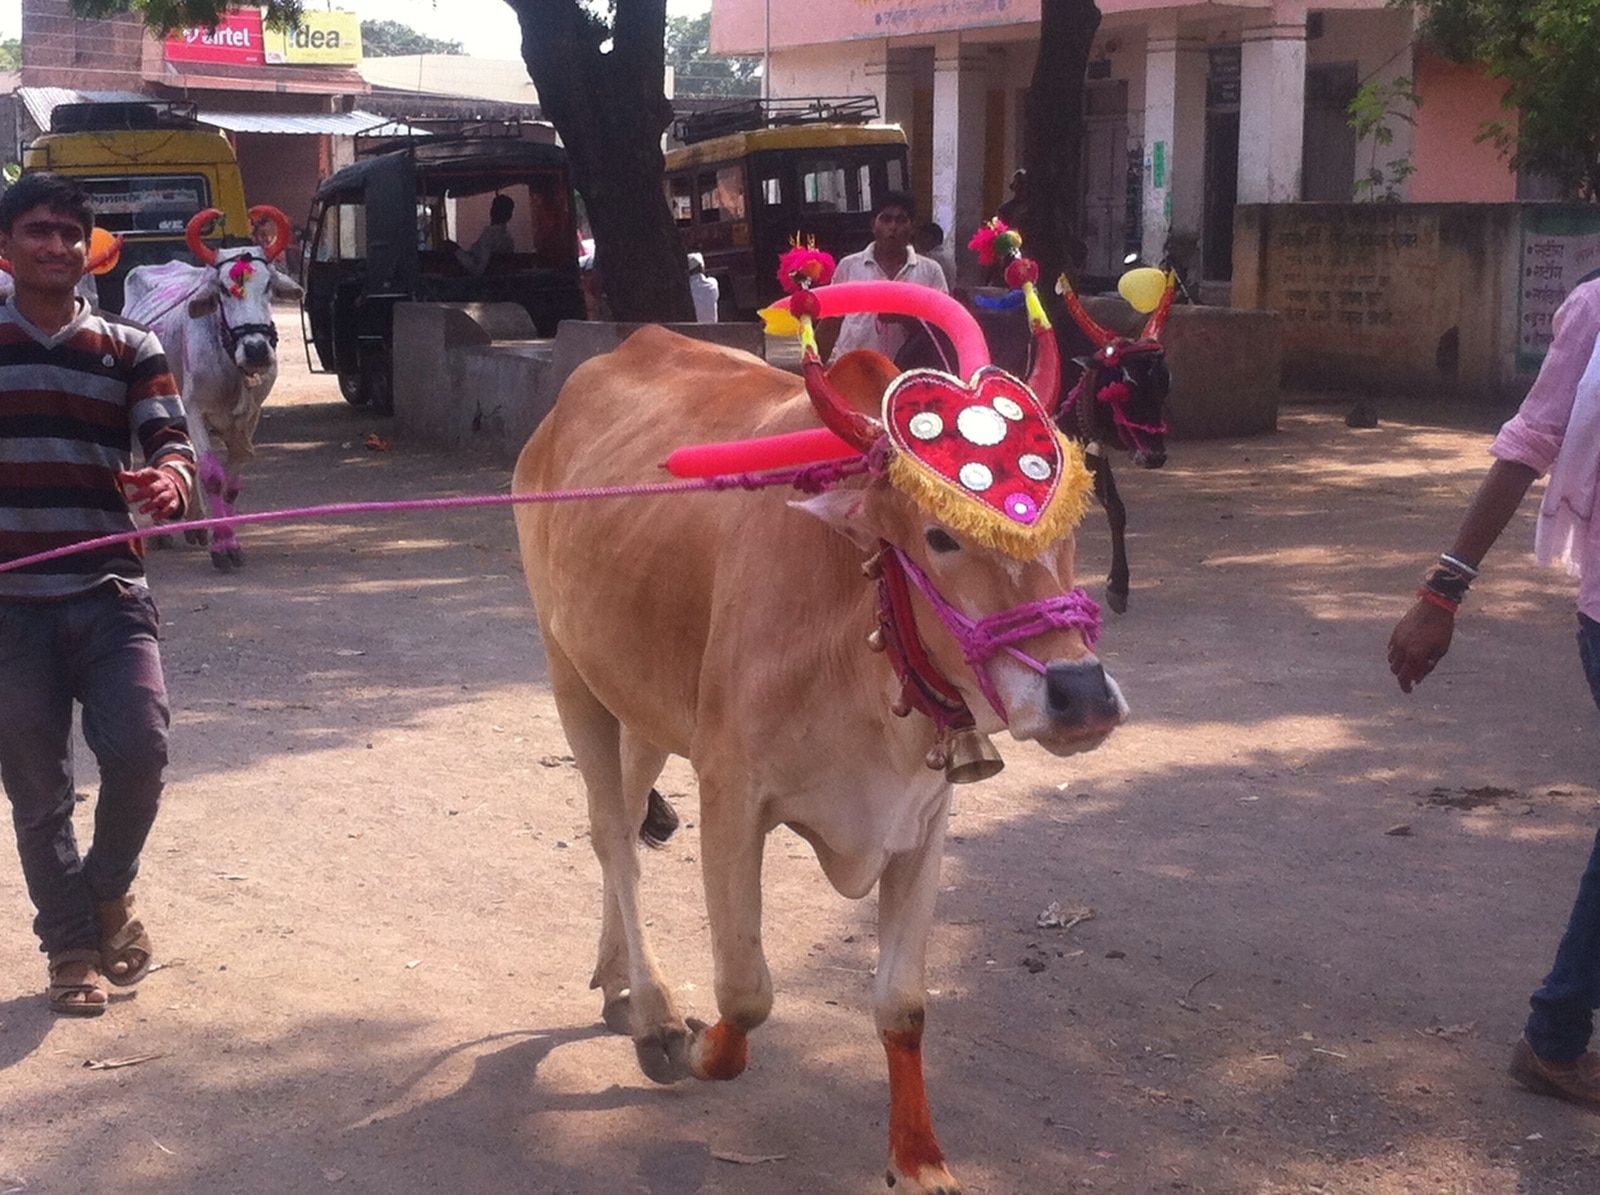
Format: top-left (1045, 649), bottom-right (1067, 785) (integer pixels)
top-left (861, 551), bottom-right (885, 579)
top-left (943, 727), bottom-right (1005, 784)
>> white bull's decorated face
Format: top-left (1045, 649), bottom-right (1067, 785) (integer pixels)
top-left (185, 245), bottom-right (300, 378)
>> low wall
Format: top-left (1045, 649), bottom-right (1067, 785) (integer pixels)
top-left (1232, 203), bottom-right (1600, 404)
top-left (392, 307), bottom-right (763, 460)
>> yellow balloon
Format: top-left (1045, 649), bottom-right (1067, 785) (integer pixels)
top-left (758, 304), bottom-right (802, 337)
top-left (1117, 267), bottom-right (1169, 314)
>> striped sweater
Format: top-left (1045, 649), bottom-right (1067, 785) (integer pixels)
top-left (0, 296), bottom-right (195, 599)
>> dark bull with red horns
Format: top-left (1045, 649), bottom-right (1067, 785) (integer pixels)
top-left (122, 206), bottom-right (303, 571)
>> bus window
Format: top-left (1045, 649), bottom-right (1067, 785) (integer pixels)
top-left (699, 166), bottom-right (746, 223)
top-left (759, 175), bottom-right (782, 206)
top-left (800, 161), bottom-right (848, 213)
top-left (888, 156), bottom-right (907, 192)
top-left (856, 164), bottom-right (874, 215)
top-left (667, 175), bottom-right (693, 225)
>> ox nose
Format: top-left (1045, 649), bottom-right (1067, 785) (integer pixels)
top-left (241, 337), bottom-right (272, 367)
top-left (1133, 448), bottom-right (1167, 469)
top-left (1045, 659), bottom-right (1124, 727)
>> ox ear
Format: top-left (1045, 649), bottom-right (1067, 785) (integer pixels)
top-left (269, 272), bottom-right (303, 302)
top-left (188, 290), bottom-right (220, 318)
top-left (790, 488), bottom-right (878, 549)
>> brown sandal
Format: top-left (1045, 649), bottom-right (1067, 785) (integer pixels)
top-left (47, 948), bottom-right (108, 1017)
top-left (96, 894), bottom-right (153, 988)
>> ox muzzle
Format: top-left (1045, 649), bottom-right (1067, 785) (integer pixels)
top-left (1045, 659), bottom-right (1125, 730)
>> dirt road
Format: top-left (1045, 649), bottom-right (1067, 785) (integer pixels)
top-left (3, 311), bottom-right (1599, 1194)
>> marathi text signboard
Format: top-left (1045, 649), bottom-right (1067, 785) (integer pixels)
top-left (163, 9), bottom-right (265, 66)
top-left (1518, 208), bottom-right (1600, 372)
top-left (264, 10), bottom-right (362, 65)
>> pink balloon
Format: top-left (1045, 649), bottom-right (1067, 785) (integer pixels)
top-left (665, 427), bottom-right (856, 478)
top-left (772, 281), bottom-right (990, 378)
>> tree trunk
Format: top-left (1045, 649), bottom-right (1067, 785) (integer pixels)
top-left (1021, 0), bottom-right (1102, 289)
top-left (508, 0), bottom-right (695, 323)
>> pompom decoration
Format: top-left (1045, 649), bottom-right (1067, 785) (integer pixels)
top-left (1003, 256), bottom-right (1039, 290)
top-left (968, 218), bottom-right (1022, 267)
top-left (790, 288), bottom-right (822, 322)
top-left (227, 258), bottom-right (253, 299)
top-left (1097, 381), bottom-right (1131, 406)
top-left (777, 244), bottom-right (836, 294)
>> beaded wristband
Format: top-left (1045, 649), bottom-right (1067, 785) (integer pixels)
top-left (1417, 585), bottom-right (1459, 614)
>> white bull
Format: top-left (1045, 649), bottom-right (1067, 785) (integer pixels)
top-left (123, 206), bottom-right (302, 571)
top-left (514, 289), bottom-right (1126, 1193)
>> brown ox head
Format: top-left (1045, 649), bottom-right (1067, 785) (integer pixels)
top-left (794, 343), bottom-right (1127, 760)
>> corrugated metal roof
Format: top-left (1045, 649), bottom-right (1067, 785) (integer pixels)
top-left (195, 109), bottom-right (426, 136)
top-left (17, 87), bottom-right (149, 131)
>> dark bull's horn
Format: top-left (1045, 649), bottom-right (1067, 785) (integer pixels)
top-left (1057, 273), bottom-right (1117, 350)
top-left (186, 208), bottom-right (222, 266)
top-left (1140, 272), bottom-right (1179, 343)
top-left (248, 204), bottom-right (293, 262)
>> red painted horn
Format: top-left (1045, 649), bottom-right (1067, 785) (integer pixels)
top-left (1141, 272), bottom-right (1179, 342)
top-left (801, 355), bottom-right (884, 452)
top-left (186, 208), bottom-right (221, 266)
top-left (1028, 320), bottom-right (1062, 416)
top-left (1057, 273), bottom-right (1117, 350)
top-left (249, 204), bottom-right (292, 261)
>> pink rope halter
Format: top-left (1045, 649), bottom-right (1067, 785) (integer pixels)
top-left (889, 546), bottom-right (1101, 720)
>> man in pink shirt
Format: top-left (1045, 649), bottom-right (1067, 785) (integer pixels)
top-left (1389, 274), bottom-right (1600, 1105)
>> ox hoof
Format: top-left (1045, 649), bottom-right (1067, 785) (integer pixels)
top-left (601, 992), bottom-right (632, 1036)
top-left (184, 528), bottom-right (210, 547)
top-left (1105, 587), bottom-right (1128, 615)
top-left (886, 1163), bottom-right (962, 1194)
top-left (148, 533), bottom-right (174, 551)
top-left (227, 547), bottom-right (245, 568)
top-left (210, 550), bottom-right (235, 573)
top-left (633, 1025), bottom-right (692, 1085)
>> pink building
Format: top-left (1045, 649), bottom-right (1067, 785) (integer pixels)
top-left (711, 0), bottom-right (1529, 297)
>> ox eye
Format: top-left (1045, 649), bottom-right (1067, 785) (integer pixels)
top-left (925, 528), bottom-right (961, 554)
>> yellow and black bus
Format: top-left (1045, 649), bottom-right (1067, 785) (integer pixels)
top-left (664, 99), bottom-right (910, 318)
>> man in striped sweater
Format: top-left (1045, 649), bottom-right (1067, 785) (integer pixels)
top-left (0, 172), bottom-right (196, 1016)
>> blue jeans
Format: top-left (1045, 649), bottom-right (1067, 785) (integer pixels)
top-left (0, 583), bottom-right (169, 956)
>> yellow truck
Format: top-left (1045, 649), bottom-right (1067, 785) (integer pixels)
top-left (22, 100), bottom-right (249, 313)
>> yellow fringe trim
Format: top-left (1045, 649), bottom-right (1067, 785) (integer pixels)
top-left (887, 431), bottom-right (1093, 560)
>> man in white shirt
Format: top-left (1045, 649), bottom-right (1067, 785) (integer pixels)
top-left (687, 252), bottom-right (719, 323)
top-left (818, 191), bottom-right (949, 365)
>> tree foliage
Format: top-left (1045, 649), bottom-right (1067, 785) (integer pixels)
top-left (361, 19), bottom-right (464, 58)
top-left (667, 12), bottom-right (759, 99)
top-left (1020, 0), bottom-right (1101, 287)
top-left (0, 38), bottom-right (20, 70)
top-left (70, 1), bottom-right (304, 32)
top-left (1412, 0), bottom-right (1600, 199)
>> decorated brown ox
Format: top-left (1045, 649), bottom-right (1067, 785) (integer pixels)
top-left (512, 264), bottom-right (1125, 1193)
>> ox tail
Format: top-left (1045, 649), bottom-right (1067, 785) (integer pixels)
top-left (639, 787), bottom-right (679, 848)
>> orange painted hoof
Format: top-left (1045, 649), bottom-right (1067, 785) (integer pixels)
top-left (689, 1017), bottom-right (749, 1081)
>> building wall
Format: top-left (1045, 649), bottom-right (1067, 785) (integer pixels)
top-left (234, 132), bottom-right (327, 238)
top-left (1410, 53), bottom-right (1517, 203)
top-left (21, 0), bottom-right (146, 90)
top-left (1230, 202), bottom-right (1600, 404)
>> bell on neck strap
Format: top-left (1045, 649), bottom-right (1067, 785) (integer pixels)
top-left (933, 726), bottom-right (1005, 784)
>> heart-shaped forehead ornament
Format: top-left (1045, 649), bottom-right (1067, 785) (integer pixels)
top-left (883, 365), bottom-right (1092, 559)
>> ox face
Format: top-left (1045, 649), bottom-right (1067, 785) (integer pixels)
top-left (186, 247), bottom-right (301, 379)
top-left (800, 483), bottom-right (1129, 756)
top-left (1080, 343), bottom-right (1169, 469)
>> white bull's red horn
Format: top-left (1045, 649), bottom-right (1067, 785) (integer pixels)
top-left (249, 204), bottom-right (292, 261)
top-left (186, 208), bottom-right (222, 266)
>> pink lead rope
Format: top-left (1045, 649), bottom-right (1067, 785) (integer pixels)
top-left (0, 458), bottom-right (870, 576)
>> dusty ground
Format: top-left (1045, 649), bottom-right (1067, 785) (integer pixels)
top-left (4, 310), bottom-right (1600, 1194)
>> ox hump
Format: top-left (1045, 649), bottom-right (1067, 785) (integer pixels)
top-left (123, 260), bottom-right (210, 321)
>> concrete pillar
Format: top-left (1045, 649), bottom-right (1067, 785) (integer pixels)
top-left (866, 51), bottom-right (916, 131)
top-left (1141, 16), bottom-right (1208, 263)
top-left (930, 39), bottom-right (988, 261)
top-left (1238, 0), bottom-right (1308, 203)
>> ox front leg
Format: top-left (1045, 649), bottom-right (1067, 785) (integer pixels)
top-left (544, 636), bottom-right (689, 1083)
top-left (199, 452), bottom-right (241, 571)
top-left (1090, 454), bottom-right (1129, 614)
top-left (689, 772), bottom-right (772, 1083)
top-left (877, 795), bottom-right (961, 1194)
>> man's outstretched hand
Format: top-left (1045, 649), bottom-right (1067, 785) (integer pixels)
top-left (117, 467), bottom-right (184, 522)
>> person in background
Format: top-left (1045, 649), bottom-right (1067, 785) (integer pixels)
top-left (1387, 271), bottom-right (1600, 1106)
top-left (817, 190), bottom-right (948, 366)
top-left (455, 193), bottom-right (516, 277)
top-left (0, 172), bottom-right (195, 1017)
top-left (914, 222), bottom-right (957, 291)
top-left (687, 252), bottom-right (719, 323)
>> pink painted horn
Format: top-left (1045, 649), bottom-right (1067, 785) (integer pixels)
top-left (249, 204), bottom-right (292, 261)
top-left (186, 208), bottom-right (221, 266)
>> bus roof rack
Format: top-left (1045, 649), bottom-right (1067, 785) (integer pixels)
top-left (673, 95), bottom-right (881, 145)
top-left (50, 101), bottom-right (200, 133)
